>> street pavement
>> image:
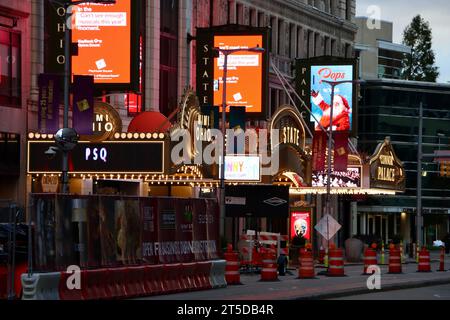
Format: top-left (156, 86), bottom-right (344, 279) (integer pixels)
top-left (137, 253), bottom-right (450, 300)
top-left (332, 283), bottom-right (450, 300)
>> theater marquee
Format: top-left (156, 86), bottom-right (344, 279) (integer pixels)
top-left (369, 137), bottom-right (405, 191)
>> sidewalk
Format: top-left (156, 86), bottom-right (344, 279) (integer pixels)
top-left (137, 257), bottom-right (450, 300)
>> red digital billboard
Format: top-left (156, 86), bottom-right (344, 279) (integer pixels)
top-left (290, 211), bottom-right (311, 241)
top-left (71, 0), bottom-right (138, 89)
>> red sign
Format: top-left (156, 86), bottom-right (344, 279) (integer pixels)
top-left (290, 211), bottom-right (311, 241)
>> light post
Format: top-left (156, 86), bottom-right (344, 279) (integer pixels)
top-left (52, 0), bottom-right (115, 193)
top-left (320, 79), bottom-right (362, 249)
top-left (213, 45), bottom-right (265, 241)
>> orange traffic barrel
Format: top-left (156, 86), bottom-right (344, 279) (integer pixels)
top-left (417, 247), bottom-right (431, 272)
top-left (298, 248), bottom-right (316, 279)
top-left (437, 247), bottom-right (446, 272)
top-left (327, 248), bottom-right (345, 277)
top-left (363, 248), bottom-right (378, 275)
top-left (260, 251), bottom-right (278, 281)
top-left (224, 245), bottom-right (241, 285)
top-left (388, 247), bottom-right (402, 274)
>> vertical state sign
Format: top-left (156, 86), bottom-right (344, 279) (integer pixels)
top-left (71, 0), bottom-right (135, 88)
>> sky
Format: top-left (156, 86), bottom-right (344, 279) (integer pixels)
top-left (356, 0), bottom-right (450, 83)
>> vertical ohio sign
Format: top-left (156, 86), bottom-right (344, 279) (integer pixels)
top-left (196, 26), bottom-right (269, 119)
top-left (71, 0), bottom-right (139, 90)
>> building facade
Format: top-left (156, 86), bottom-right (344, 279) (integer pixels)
top-left (358, 79), bottom-right (450, 247)
top-left (355, 17), bottom-right (411, 80)
top-left (0, 1), bottom-right (31, 210)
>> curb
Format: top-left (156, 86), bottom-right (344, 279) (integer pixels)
top-left (295, 277), bottom-right (450, 300)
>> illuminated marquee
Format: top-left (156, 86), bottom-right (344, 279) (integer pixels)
top-left (369, 137), bottom-right (405, 191)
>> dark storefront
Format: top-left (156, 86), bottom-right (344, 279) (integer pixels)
top-left (358, 79), bottom-right (450, 246)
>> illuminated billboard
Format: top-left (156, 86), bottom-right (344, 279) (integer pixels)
top-left (220, 155), bottom-right (260, 181)
top-left (290, 211), bottom-right (311, 241)
top-left (310, 65), bottom-right (353, 131)
top-left (196, 26), bottom-right (269, 119)
top-left (312, 167), bottom-right (361, 188)
top-left (28, 141), bottom-right (164, 174)
top-left (296, 57), bottom-right (357, 134)
top-left (71, 0), bottom-right (139, 90)
top-left (213, 35), bottom-right (264, 114)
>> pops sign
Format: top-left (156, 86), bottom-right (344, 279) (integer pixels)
top-left (290, 211), bottom-right (311, 241)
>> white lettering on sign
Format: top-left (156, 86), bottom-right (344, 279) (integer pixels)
top-left (282, 127), bottom-right (300, 146)
top-left (85, 147), bottom-right (108, 163)
top-left (142, 240), bottom-right (217, 257)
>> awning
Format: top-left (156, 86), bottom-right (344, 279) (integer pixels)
top-left (128, 111), bottom-right (171, 133)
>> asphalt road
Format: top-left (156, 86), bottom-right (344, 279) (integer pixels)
top-left (332, 284), bottom-right (450, 300)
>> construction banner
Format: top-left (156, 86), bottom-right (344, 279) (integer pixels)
top-left (312, 131), bottom-right (327, 171)
top-left (334, 131), bottom-right (349, 172)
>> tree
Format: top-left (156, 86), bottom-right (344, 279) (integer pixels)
top-left (401, 15), bottom-right (439, 82)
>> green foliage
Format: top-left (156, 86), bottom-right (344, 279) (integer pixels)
top-left (401, 15), bottom-right (439, 82)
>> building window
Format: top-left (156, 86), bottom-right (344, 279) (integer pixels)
top-left (331, 39), bottom-right (336, 56)
top-left (160, 0), bottom-right (178, 117)
top-left (258, 12), bottom-right (265, 27)
top-left (346, 0), bottom-right (352, 20)
top-left (270, 16), bottom-right (277, 54)
top-left (236, 3), bottom-right (243, 24)
top-left (0, 29), bottom-right (21, 107)
top-left (345, 43), bottom-right (352, 58)
top-left (0, 132), bottom-right (20, 175)
top-left (249, 8), bottom-right (256, 26)
top-left (277, 19), bottom-right (283, 55)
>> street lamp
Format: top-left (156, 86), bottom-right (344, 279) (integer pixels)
top-left (212, 45), bottom-right (265, 241)
top-left (53, 0), bottom-right (116, 193)
top-left (320, 79), bottom-right (363, 249)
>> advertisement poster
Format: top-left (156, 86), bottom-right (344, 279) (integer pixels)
top-left (223, 155), bottom-right (260, 181)
top-left (72, 0), bottom-right (132, 85)
top-left (312, 167), bottom-right (361, 188)
top-left (290, 211), bottom-right (311, 241)
top-left (141, 198), bottom-right (158, 264)
top-left (72, 75), bottom-right (94, 135)
top-left (213, 35), bottom-right (263, 113)
top-left (38, 74), bottom-right (61, 134)
top-left (157, 198), bottom-right (177, 264)
top-left (114, 199), bottom-right (141, 264)
top-left (98, 197), bottom-right (117, 267)
top-left (175, 199), bottom-right (195, 263)
top-left (310, 65), bottom-right (353, 131)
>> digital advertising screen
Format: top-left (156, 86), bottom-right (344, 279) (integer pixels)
top-left (312, 167), bottom-right (361, 188)
top-left (310, 65), bottom-right (354, 132)
top-left (213, 35), bottom-right (264, 114)
top-left (71, 0), bottom-right (138, 89)
top-left (221, 155), bottom-right (260, 181)
top-left (290, 211), bottom-right (311, 241)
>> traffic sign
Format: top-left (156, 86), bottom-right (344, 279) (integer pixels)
top-left (314, 214), bottom-right (341, 240)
